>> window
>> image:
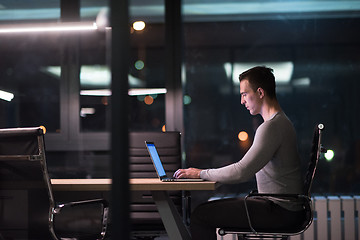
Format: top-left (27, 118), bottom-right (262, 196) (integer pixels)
top-left (183, 3), bottom-right (360, 195)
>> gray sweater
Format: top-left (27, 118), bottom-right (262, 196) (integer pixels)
top-left (200, 112), bottom-right (303, 210)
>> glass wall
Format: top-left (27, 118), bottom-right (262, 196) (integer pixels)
top-left (0, 1), bottom-right (61, 132)
top-left (182, 3), bottom-right (360, 196)
top-left (0, 0), bottom-right (359, 196)
top-left (0, 0), bottom-right (168, 179)
top-left (128, 0), bottom-right (166, 131)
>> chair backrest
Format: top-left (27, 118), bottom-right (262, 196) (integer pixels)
top-left (129, 131), bottom-right (182, 178)
top-left (128, 131), bottom-right (182, 231)
top-left (0, 127), bottom-right (54, 239)
top-left (303, 123), bottom-right (324, 197)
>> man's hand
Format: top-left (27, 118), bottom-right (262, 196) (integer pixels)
top-left (173, 168), bottom-right (202, 179)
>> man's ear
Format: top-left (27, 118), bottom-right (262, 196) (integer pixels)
top-left (257, 87), bottom-right (265, 98)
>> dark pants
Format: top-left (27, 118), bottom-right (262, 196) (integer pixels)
top-left (190, 197), bottom-right (306, 240)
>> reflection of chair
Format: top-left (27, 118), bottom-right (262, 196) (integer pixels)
top-left (218, 124), bottom-right (325, 240)
top-left (0, 127), bottom-right (108, 240)
top-left (129, 131), bottom-right (183, 233)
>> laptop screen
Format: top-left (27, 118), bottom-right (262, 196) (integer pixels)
top-left (145, 142), bottom-right (167, 178)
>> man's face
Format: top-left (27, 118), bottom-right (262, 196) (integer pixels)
top-left (240, 79), bottom-right (262, 115)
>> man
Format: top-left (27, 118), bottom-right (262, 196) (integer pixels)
top-left (173, 66), bottom-right (305, 239)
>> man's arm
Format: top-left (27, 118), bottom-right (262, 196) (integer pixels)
top-left (174, 119), bottom-right (282, 182)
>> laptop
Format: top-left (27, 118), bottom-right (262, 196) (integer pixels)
top-left (145, 141), bottom-right (204, 182)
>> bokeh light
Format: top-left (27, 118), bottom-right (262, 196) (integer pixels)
top-left (144, 95), bottom-right (154, 105)
top-left (184, 95), bottom-right (192, 105)
top-left (238, 131), bottom-right (248, 142)
top-left (133, 21), bottom-right (145, 31)
top-left (39, 125), bottom-right (47, 134)
top-left (324, 149), bottom-right (334, 161)
top-left (135, 60), bottom-right (144, 70)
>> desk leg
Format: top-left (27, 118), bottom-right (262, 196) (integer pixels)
top-left (151, 191), bottom-right (191, 240)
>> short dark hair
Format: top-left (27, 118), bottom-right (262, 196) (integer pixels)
top-left (239, 66), bottom-right (276, 99)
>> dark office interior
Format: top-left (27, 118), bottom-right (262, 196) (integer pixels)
top-left (0, 0), bottom-right (360, 239)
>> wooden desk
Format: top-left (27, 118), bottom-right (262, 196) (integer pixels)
top-left (51, 178), bottom-right (217, 191)
top-left (51, 178), bottom-right (217, 240)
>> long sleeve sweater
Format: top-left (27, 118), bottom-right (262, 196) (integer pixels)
top-left (200, 112), bottom-right (303, 210)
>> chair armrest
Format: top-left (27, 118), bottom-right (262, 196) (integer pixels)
top-left (54, 199), bottom-right (109, 211)
top-left (52, 199), bottom-right (109, 240)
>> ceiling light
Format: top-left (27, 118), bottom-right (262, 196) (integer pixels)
top-left (0, 90), bottom-right (14, 102)
top-left (128, 88), bottom-right (167, 96)
top-left (43, 66), bottom-right (145, 88)
top-left (293, 77), bottom-right (311, 87)
top-left (80, 88), bottom-right (167, 97)
top-left (80, 89), bottom-right (112, 96)
top-left (80, 108), bottom-right (96, 117)
top-left (232, 62), bottom-right (294, 85)
top-left (0, 22), bottom-right (97, 34)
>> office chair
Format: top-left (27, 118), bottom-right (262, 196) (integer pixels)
top-left (0, 127), bottom-right (108, 240)
top-left (128, 131), bottom-right (184, 236)
top-left (218, 123), bottom-right (325, 240)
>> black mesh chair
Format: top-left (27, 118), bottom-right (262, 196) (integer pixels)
top-left (218, 123), bottom-right (325, 240)
top-left (0, 127), bottom-right (108, 240)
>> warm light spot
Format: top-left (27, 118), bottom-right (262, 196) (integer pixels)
top-left (238, 131), bottom-right (248, 141)
top-left (144, 95), bottom-right (154, 105)
top-left (102, 96), bottom-right (108, 105)
top-left (39, 126), bottom-right (47, 134)
top-left (162, 125), bottom-right (166, 132)
top-left (133, 21), bottom-right (145, 31)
